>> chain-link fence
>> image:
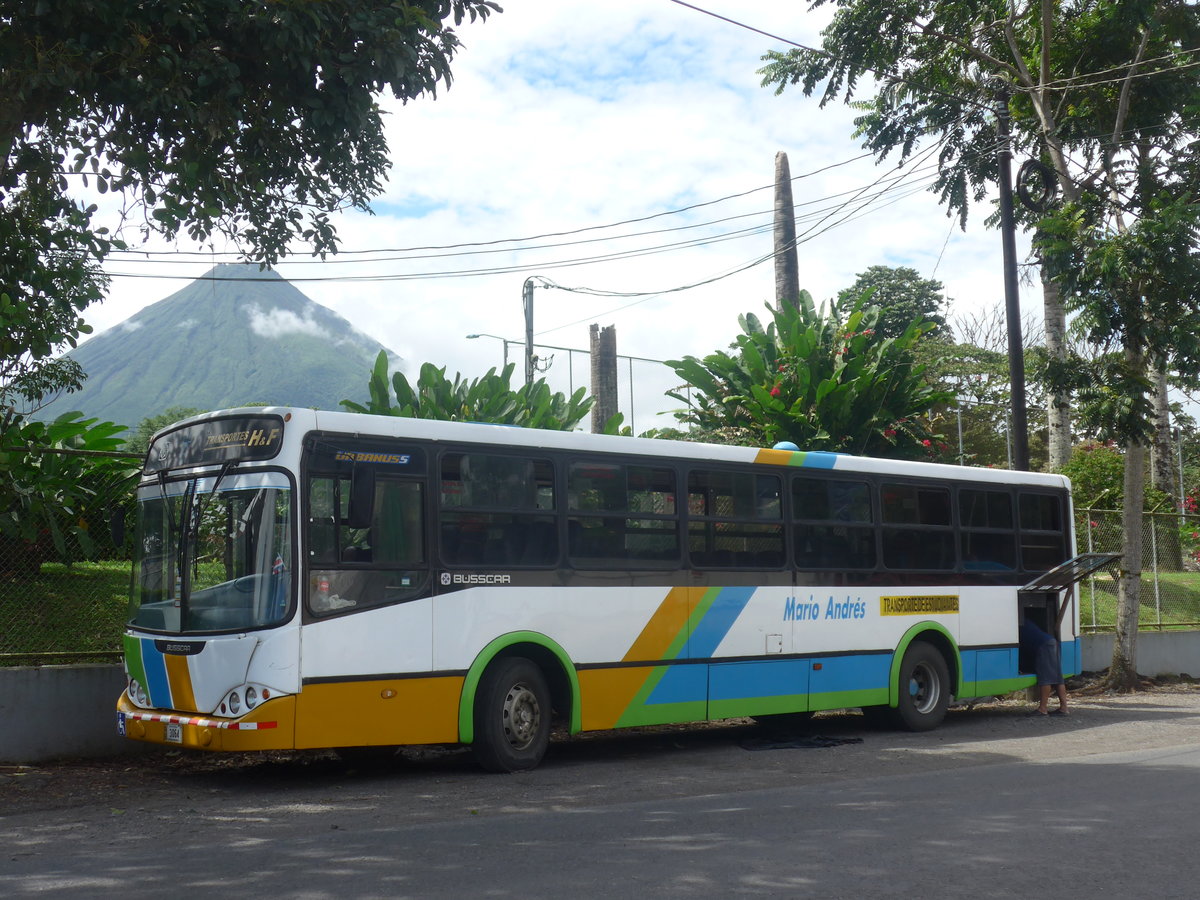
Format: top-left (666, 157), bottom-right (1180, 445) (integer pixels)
top-left (1077, 509), bottom-right (1200, 631)
top-left (0, 448), bottom-right (141, 666)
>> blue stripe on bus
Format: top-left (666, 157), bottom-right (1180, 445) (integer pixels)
top-left (645, 663), bottom-right (708, 705)
top-left (650, 652), bottom-right (895, 706)
top-left (800, 451), bottom-right (839, 469)
top-left (1063, 638), bottom-right (1081, 676)
top-left (139, 641), bottom-right (173, 709)
top-left (688, 586), bottom-right (757, 658)
top-left (708, 658), bottom-right (810, 700)
top-left (807, 653), bottom-right (892, 694)
top-left (967, 646), bottom-right (1019, 682)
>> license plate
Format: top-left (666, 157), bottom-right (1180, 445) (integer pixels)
top-left (166, 722), bottom-right (183, 743)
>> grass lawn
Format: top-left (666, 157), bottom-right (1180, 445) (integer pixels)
top-left (1, 560), bottom-right (131, 662)
top-left (1080, 570), bottom-right (1200, 629)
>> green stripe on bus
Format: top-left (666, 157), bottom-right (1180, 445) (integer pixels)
top-left (615, 696), bottom-right (707, 728)
top-left (123, 634), bottom-right (146, 690)
top-left (966, 675), bottom-right (1036, 697)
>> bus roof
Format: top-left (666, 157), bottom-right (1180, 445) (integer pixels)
top-left (159, 406), bottom-right (1070, 490)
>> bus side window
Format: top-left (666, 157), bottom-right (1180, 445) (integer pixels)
top-left (793, 476), bottom-right (875, 570)
top-left (440, 452), bottom-right (558, 567)
top-left (881, 482), bottom-right (954, 571)
top-left (687, 469), bottom-right (783, 568)
top-left (1019, 493), bottom-right (1067, 571)
top-left (567, 462), bottom-right (678, 567)
top-left (307, 473), bottom-right (428, 615)
top-left (959, 489), bottom-right (1016, 571)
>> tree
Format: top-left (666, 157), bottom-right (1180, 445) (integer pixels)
top-left (760, 0), bottom-right (1200, 473)
top-left (835, 266), bottom-right (949, 340)
top-left (664, 292), bottom-right (953, 456)
top-left (920, 302), bottom-right (1049, 468)
top-left (126, 407), bottom-right (205, 456)
top-left (1039, 191), bottom-right (1200, 686)
top-left (1, 1), bottom-right (500, 413)
top-left (342, 351), bottom-right (599, 432)
top-left (0, 412), bottom-right (136, 577)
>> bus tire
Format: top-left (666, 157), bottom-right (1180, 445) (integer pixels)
top-left (893, 641), bottom-right (950, 732)
top-left (472, 657), bottom-right (551, 773)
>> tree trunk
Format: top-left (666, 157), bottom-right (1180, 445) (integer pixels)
top-left (773, 152), bottom-right (800, 312)
top-left (1108, 344), bottom-right (1147, 690)
top-left (1150, 364), bottom-right (1183, 569)
top-left (589, 324), bottom-right (618, 434)
top-left (1150, 365), bottom-right (1178, 496)
top-left (1042, 266), bottom-right (1071, 471)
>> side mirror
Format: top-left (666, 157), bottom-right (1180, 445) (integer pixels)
top-left (345, 467), bottom-right (376, 529)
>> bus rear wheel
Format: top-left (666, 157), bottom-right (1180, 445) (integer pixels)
top-left (892, 641), bottom-right (950, 732)
top-left (472, 657), bottom-right (551, 773)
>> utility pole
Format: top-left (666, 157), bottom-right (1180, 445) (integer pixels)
top-left (590, 324), bottom-right (618, 433)
top-left (773, 151), bottom-right (800, 312)
top-left (522, 278), bottom-right (536, 386)
top-left (996, 87), bottom-right (1030, 471)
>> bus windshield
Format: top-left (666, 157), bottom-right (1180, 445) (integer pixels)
top-left (128, 471), bottom-right (293, 634)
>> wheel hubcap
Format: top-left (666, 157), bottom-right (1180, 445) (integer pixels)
top-left (501, 681), bottom-right (541, 750)
top-left (908, 661), bottom-right (941, 714)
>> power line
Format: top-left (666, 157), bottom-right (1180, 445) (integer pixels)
top-left (103, 151), bottom-right (878, 263)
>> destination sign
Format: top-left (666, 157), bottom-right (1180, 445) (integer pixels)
top-left (144, 415), bottom-right (285, 473)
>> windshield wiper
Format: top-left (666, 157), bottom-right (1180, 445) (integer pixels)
top-left (176, 460), bottom-right (237, 630)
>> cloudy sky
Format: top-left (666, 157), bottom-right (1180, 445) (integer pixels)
top-left (90, 1), bottom-right (1035, 431)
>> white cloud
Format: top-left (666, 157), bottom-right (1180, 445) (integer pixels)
top-left (245, 305), bottom-right (329, 340)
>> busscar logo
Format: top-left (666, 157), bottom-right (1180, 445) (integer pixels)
top-left (441, 572), bottom-right (511, 586)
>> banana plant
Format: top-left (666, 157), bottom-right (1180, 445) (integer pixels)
top-left (666, 292), bottom-right (953, 458)
top-left (342, 351), bottom-right (599, 432)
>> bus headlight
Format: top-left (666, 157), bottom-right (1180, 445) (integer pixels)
top-left (130, 679), bottom-right (148, 707)
top-left (218, 683), bottom-right (276, 718)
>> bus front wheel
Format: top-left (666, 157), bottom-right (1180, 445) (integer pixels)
top-left (892, 641), bottom-right (950, 732)
top-left (472, 657), bottom-right (551, 773)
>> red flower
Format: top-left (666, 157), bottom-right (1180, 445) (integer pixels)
top-left (883, 428), bottom-right (897, 438)
top-left (769, 385), bottom-right (781, 397)
top-left (922, 439), bottom-right (932, 447)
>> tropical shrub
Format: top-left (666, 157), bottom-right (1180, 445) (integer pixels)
top-left (664, 292), bottom-right (953, 457)
top-left (342, 350), bottom-right (597, 431)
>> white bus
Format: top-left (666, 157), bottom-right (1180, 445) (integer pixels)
top-left (118, 407), bottom-right (1089, 771)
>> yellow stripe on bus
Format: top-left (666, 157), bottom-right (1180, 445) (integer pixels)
top-left (622, 586), bottom-right (692, 662)
top-left (577, 586), bottom-right (692, 731)
top-left (164, 653), bottom-right (198, 712)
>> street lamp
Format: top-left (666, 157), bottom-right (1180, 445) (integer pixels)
top-left (465, 333), bottom-right (516, 368)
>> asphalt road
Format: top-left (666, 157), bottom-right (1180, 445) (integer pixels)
top-left (4, 687), bottom-right (1200, 898)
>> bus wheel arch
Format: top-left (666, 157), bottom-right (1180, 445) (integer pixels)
top-left (458, 632), bottom-right (580, 754)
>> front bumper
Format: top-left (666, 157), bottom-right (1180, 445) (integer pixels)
top-left (117, 691), bottom-right (296, 751)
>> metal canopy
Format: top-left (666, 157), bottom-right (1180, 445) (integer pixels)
top-left (1020, 552), bottom-right (1122, 594)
